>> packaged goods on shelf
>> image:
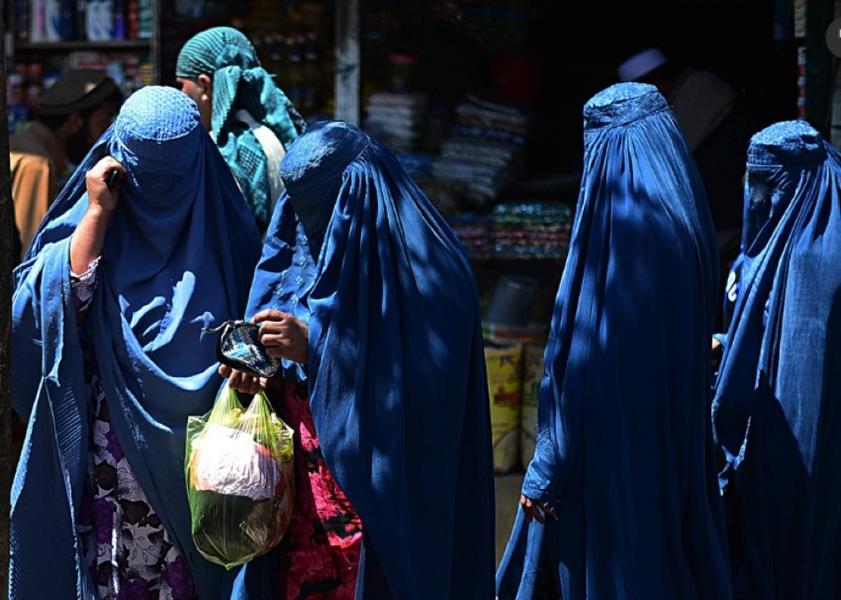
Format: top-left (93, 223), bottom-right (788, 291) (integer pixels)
top-left (448, 214), bottom-right (493, 260)
top-left (18, 0), bottom-right (151, 42)
top-left (365, 92), bottom-right (429, 153)
top-left (431, 96), bottom-right (529, 207)
top-left (448, 202), bottom-right (571, 262)
top-left (492, 202), bottom-right (571, 260)
top-left (483, 324), bottom-right (547, 474)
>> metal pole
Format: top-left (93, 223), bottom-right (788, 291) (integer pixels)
top-left (335, 0), bottom-right (361, 125)
top-left (0, 8), bottom-right (14, 593)
top-left (831, 0), bottom-right (841, 148)
top-left (152, 0), bottom-right (161, 84)
top-left (805, 0), bottom-right (835, 131)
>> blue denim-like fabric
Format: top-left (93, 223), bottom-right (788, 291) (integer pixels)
top-left (497, 83), bottom-right (730, 599)
top-left (713, 121), bottom-right (841, 599)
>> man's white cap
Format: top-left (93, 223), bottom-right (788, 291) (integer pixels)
top-left (617, 48), bottom-right (667, 82)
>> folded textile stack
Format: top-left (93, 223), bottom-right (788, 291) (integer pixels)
top-left (415, 178), bottom-right (466, 216)
top-left (448, 214), bottom-right (494, 260)
top-left (454, 98), bottom-right (528, 143)
top-left (492, 202), bottom-right (571, 260)
top-left (432, 96), bottom-right (528, 206)
top-left (396, 152), bottom-right (466, 215)
top-left (431, 158), bottom-right (506, 203)
top-left (395, 152), bottom-right (436, 179)
top-left (365, 92), bottom-right (428, 152)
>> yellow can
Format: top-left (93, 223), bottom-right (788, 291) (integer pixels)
top-left (520, 343), bottom-right (545, 470)
top-left (485, 340), bottom-right (523, 474)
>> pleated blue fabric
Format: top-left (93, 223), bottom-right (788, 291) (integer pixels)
top-left (497, 83), bottom-right (730, 599)
top-left (243, 192), bottom-right (315, 383)
top-left (277, 121), bottom-right (495, 599)
top-left (713, 120), bottom-right (841, 599)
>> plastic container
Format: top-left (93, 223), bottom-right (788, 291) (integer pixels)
top-left (486, 275), bottom-right (539, 329)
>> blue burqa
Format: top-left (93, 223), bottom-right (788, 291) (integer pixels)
top-left (712, 121), bottom-right (841, 598)
top-left (245, 192), bottom-right (315, 380)
top-left (269, 121), bottom-right (495, 599)
top-left (721, 130), bottom-right (790, 330)
top-left (496, 83), bottom-right (730, 599)
top-left (10, 86), bottom-right (262, 599)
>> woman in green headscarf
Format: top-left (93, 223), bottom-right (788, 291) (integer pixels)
top-left (176, 26), bottom-right (306, 230)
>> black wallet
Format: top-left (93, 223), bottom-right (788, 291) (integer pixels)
top-left (205, 320), bottom-right (280, 379)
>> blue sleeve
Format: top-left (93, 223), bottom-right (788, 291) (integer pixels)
top-left (12, 238), bottom-right (75, 419)
top-left (522, 450), bottom-right (560, 503)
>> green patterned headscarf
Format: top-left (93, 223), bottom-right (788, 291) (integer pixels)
top-left (176, 27), bottom-right (306, 228)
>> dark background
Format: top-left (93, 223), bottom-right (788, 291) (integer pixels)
top-left (362, 0), bottom-right (798, 178)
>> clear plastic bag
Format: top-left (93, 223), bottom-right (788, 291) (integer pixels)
top-left (185, 385), bottom-right (295, 569)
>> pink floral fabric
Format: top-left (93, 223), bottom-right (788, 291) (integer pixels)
top-left (273, 382), bottom-right (363, 600)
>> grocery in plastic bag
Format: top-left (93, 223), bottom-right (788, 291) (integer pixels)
top-left (185, 385), bottom-right (295, 569)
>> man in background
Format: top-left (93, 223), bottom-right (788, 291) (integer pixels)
top-left (10, 69), bottom-right (121, 258)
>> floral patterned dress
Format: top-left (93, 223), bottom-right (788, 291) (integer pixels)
top-left (73, 260), bottom-right (196, 600)
top-left (272, 382), bottom-right (363, 600)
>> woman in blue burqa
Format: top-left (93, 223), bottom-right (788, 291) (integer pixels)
top-left (718, 124), bottom-right (786, 333)
top-left (712, 121), bottom-right (841, 599)
top-left (10, 86), bottom-right (262, 599)
top-left (496, 82), bottom-right (731, 599)
top-left (221, 120), bottom-right (496, 599)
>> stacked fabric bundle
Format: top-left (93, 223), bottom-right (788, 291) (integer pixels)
top-left (454, 98), bottom-right (528, 144)
top-left (448, 214), bottom-right (494, 260)
top-left (491, 202), bottom-right (571, 260)
top-left (415, 179), bottom-right (466, 216)
top-left (431, 158), bottom-right (506, 204)
top-left (448, 202), bottom-right (571, 261)
top-left (396, 152), bottom-right (465, 215)
top-left (395, 152), bottom-right (436, 179)
top-left (432, 96), bottom-right (528, 206)
top-left (364, 92), bottom-right (428, 152)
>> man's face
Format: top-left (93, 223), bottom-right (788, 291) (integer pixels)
top-left (177, 77), bottom-right (212, 130)
top-left (86, 101), bottom-right (118, 144)
top-left (66, 102), bottom-right (118, 165)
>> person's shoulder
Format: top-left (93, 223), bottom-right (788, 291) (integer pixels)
top-left (10, 151), bottom-right (52, 173)
top-left (10, 125), bottom-right (52, 159)
top-left (10, 151), bottom-right (55, 191)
